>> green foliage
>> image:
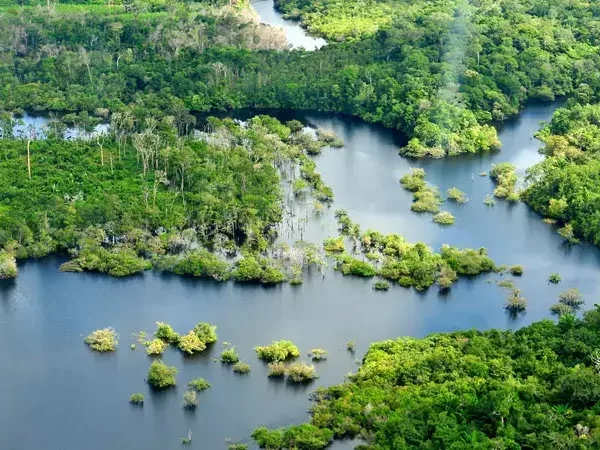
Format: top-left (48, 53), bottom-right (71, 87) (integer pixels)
top-left (335, 254), bottom-right (376, 277)
top-left (228, 444), bottom-right (248, 450)
top-left (346, 340), bottom-right (356, 353)
top-left (558, 288), bottom-right (585, 310)
top-left (483, 194), bottom-right (495, 206)
top-left (446, 187), bottom-right (468, 204)
top-left (285, 362), bottom-right (318, 383)
top-left (84, 327), bottom-right (118, 352)
top-left (182, 390), bottom-right (197, 409)
top-left (220, 348), bottom-right (240, 364)
top-left (307, 349), bottom-right (328, 361)
top-left (155, 322), bottom-right (180, 344)
top-left (0, 250), bottom-right (18, 279)
top-left (439, 245), bottom-right (495, 276)
top-left (255, 340), bottom-right (300, 362)
top-left (232, 256), bottom-right (286, 285)
top-left (268, 362), bottom-right (286, 377)
top-left (178, 331), bottom-right (206, 355)
top-left (373, 280), bottom-right (390, 291)
top-left (432, 211), bottom-right (455, 225)
top-left (232, 362), bottom-right (251, 374)
top-left (549, 273), bottom-right (562, 284)
top-left (410, 186), bottom-right (442, 214)
top-left (509, 265), bottom-right (524, 276)
top-left (252, 424), bottom-right (333, 450)
top-left (504, 288), bottom-right (527, 313)
top-left (188, 377), bottom-right (210, 391)
top-left (258, 307), bottom-right (600, 448)
top-left (193, 322), bottom-right (218, 344)
top-left (323, 236), bottom-right (345, 253)
top-left (147, 360), bottom-right (177, 389)
top-left (399, 168), bottom-right (426, 192)
top-left (146, 338), bottom-right (168, 356)
top-left (490, 163), bottom-right (518, 199)
top-left (129, 393), bottom-right (144, 405)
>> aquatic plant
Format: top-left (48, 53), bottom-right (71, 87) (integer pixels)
top-left (549, 273), bottom-right (562, 284)
top-left (509, 265), bottom-right (524, 276)
top-left (0, 251), bottom-right (18, 279)
top-left (154, 322), bottom-right (180, 344)
top-left (129, 393), bottom-right (144, 406)
top-left (335, 254), bottom-right (376, 277)
top-left (316, 128), bottom-right (343, 148)
top-left (193, 322), bottom-right (218, 344)
top-left (447, 187), bottom-right (468, 203)
top-left (483, 194), bottom-right (495, 206)
top-left (373, 280), bottom-right (390, 291)
top-left (182, 390), bottom-right (197, 409)
top-left (255, 340), bottom-right (300, 362)
top-left (221, 348), bottom-right (240, 364)
top-left (147, 360), bottom-right (177, 389)
top-left (130, 344), bottom-right (136, 350)
top-left (490, 163), bottom-right (518, 199)
top-left (411, 186), bottom-right (442, 213)
top-left (496, 279), bottom-right (516, 290)
top-left (323, 236), bottom-right (345, 252)
top-left (505, 289), bottom-right (527, 313)
top-left (268, 362), bottom-right (286, 377)
top-left (178, 331), bottom-right (206, 355)
top-left (399, 168), bottom-right (426, 192)
top-left (307, 349), bottom-right (328, 361)
top-left (228, 444), bottom-right (249, 450)
top-left (285, 362), bottom-right (318, 383)
top-left (146, 338), bottom-right (168, 356)
top-left (558, 224), bottom-right (580, 244)
top-left (347, 339), bottom-right (356, 353)
top-left (252, 425), bottom-right (333, 450)
top-left (433, 211), bottom-right (455, 225)
top-left (188, 378), bottom-right (211, 391)
top-left (232, 362), bottom-right (251, 374)
top-left (550, 302), bottom-right (573, 316)
top-left (558, 288), bottom-right (584, 309)
top-left (84, 327), bottom-right (118, 352)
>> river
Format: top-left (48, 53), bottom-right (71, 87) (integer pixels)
top-left (1, 4), bottom-right (600, 450)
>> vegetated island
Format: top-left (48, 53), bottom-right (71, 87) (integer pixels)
top-left (252, 307), bottom-right (600, 449)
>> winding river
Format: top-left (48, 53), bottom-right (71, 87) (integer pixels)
top-left (1, 4), bottom-right (600, 450)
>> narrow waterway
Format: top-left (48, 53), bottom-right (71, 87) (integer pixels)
top-left (1, 4), bottom-right (599, 450)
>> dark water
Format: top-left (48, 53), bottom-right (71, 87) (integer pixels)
top-left (2, 102), bottom-right (600, 450)
top-left (3, 4), bottom-right (600, 449)
top-left (251, 0), bottom-right (326, 50)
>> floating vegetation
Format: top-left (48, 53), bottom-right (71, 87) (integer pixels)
top-left (548, 273), bottom-right (562, 284)
top-left (373, 280), bottom-right (390, 291)
top-left (483, 194), bottom-right (495, 206)
top-left (509, 265), bottom-right (524, 276)
top-left (347, 339), bottom-right (356, 353)
top-left (178, 331), bottom-right (206, 355)
top-left (268, 362), bottom-right (286, 377)
top-left (433, 211), bottom-right (455, 225)
top-left (490, 163), bottom-right (518, 199)
top-left (285, 362), bottom-right (318, 383)
top-left (255, 340), bottom-right (300, 362)
top-left (232, 362), bottom-right (251, 374)
top-left (550, 302), bottom-right (573, 316)
top-left (307, 349), bottom-right (328, 361)
top-left (221, 348), bottom-right (240, 364)
top-left (188, 378), bottom-right (211, 391)
top-left (496, 279), bottom-right (516, 290)
top-left (129, 393), bottom-right (144, 406)
top-left (146, 338), bottom-right (168, 356)
top-left (154, 322), bottom-right (180, 344)
top-left (505, 288), bottom-right (527, 313)
top-left (147, 360), bottom-right (177, 389)
top-left (182, 390), bottom-right (197, 409)
top-left (84, 327), bottom-right (118, 352)
top-left (447, 187), bottom-right (468, 203)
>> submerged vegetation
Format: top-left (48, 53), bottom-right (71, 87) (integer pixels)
top-left (232, 362), bottom-right (251, 374)
top-left (253, 306), bottom-right (600, 448)
top-left (255, 340), bottom-right (300, 362)
top-left (147, 360), bottom-right (177, 389)
top-left (129, 393), bottom-right (144, 406)
top-left (432, 211), bottom-right (455, 225)
top-left (446, 187), bottom-right (468, 204)
top-left (284, 362), bottom-right (318, 383)
top-left (84, 327), bottom-right (118, 352)
top-left (188, 378), bottom-right (211, 392)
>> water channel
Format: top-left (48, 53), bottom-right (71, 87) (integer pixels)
top-left (1, 3), bottom-right (599, 450)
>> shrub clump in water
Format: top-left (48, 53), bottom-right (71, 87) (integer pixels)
top-left (548, 273), bottom-right (562, 284)
top-left (373, 280), bottom-right (390, 291)
top-left (307, 349), bottom-right (328, 361)
top-left (490, 162), bottom-right (518, 199)
top-left (182, 390), bottom-right (197, 409)
top-left (84, 327), bottom-right (118, 352)
top-left (255, 340), bottom-right (300, 362)
top-left (447, 187), bottom-right (468, 203)
top-left (0, 250), bottom-right (18, 279)
top-left (557, 288), bottom-right (585, 310)
top-left (509, 265), bottom-right (524, 276)
top-left (411, 186), bottom-right (442, 213)
top-left (347, 339), bottom-right (356, 352)
top-left (146, 338), bottom-right (168, 356)
top-left (233, 362), bottom-right (251, 374)
top-left (336, 254), bottom-right (376, 277)
top-left (129, 393), bottom-right (144, 405)
top-left (155, 322), bottom-right (180, 344)
top-left (484, 194), bottom-right (495, 206)
top-left (268, 362), bottom-right (286, 377)
top-left (433, 211), bottom-right (455, 225)
top-left (193, 322), bottom-right (218, 344)
top-left (505, 289), bottom-right (527, 313)
top-left (178, 331), bottom-right (206, 355)
top-left (400, 168), bottom-right (426, 192)
top-left (221, 348), bottom-right (240, 364)
top-left (147, 360), bottom-right (177, 389)
top-left (188, 377), bottom-right (210, 391)
top-left (285, 362), bottom-right (318, 383)
top-left (323, 236), bottom-right (345, 252)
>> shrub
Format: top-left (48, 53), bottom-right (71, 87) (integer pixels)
top-left (447, 187), bottom-right (468, 203)
top-left (509, 265), bottom-right (524, 276)
top-left (84, 327), bottom-right (118, 352)
top-left (221, 348), bottom-right (240, 364)
top-left (337, 254), bottom-right (376, 277)
top-left (147, 360), bottom-right (177, 389)
top-left (440, 245), bottom-right (495, 276)
top-left (233, 362), bottom-right (251, 374)
top-left (285, 362), bottom-right (318, 383)
top-left (433, 211), bottom-right (455, 225)
top-left (484, 194), bottom-right (495, 206)
top-left (183, 390), bottom-right (197, 409)
top-left (550, 302), bottom-right (573, 316)
top-left (129, 393), bottom-right (144, 405)
top-left (505, 289), bottom-right (527, 313)
top-left (178, 331), bottom-right (207, 355)
top-left (0, 250), bottom-right (18, 279)
top-left (193, 322), bottom-right (218, 344)
top-left (146, 338), bottom-right (168, 356)
top-left (255, 340), bottom-right (300, 362)
top-left (549, 273), bottom-right (562, 284)
top-left (373, 280), bottom-right (390, 291)
top-left (268, 362), bottom-right (286, 377)
top-left (400, 168), bottom-right (426, 192)
top-left (228, 444), bottom-right (248, 450)
top-left (557, 223), bottom-right (579, 244)
top-left (490, 162), bottom-right (517, 198)
top-left (411, 186), bottom-right (441, 213)
top-left (323, 236), bottom-right (345, 252)
top-left (347, 339), bottom-right (356, 352)
top-left (155, 322), bottom-right (180, 344)
top-left (316, 128), bottom-right (343, 147)
top-left (188, 377), bottom-right (211, 391)
top-left (252, 425), bottom-right (333, 450)
top-left (307, 349), bottom-right (328, 361)
top-left (558, 288), bottom-right (584, 309)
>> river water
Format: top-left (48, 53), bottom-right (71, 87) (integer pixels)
top-left (2, 4), bottom-right (600, 450)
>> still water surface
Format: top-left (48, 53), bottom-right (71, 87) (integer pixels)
top-left (1, 4), bottom-right (599, 450)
